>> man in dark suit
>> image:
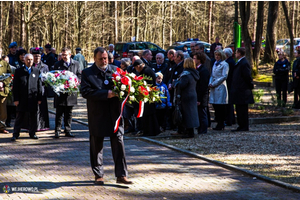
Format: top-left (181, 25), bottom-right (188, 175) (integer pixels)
top-left (230, 48), bottom-right (254, 132)
top-left (43, 44), bottom-right (56, 70)
top-left (141, 49), bottom-right (154, 69)
top-left (163, 49), bottom-right (176, 85)
top-left (133, 59), bottom-right (160, 137)
top-left (53, 47), bottom-right (81, 138)
top-left (194, 52), bottom-right (210, 134)
top-left (195, 43), bottom-right (211, 75)
top-left (210, 36), bottom-right (222, 59)
top-left (153, 53), bottom-right (167, 74)
top-left (108, 52), bottom-right (121, 68)
top-left (224, 48), bottom-right (236, 126)
top-left (80, 47), bottom-right (132, 185)
top-left (11, 54), bottom-right (42, 141)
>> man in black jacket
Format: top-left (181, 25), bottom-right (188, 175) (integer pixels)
top-left (153, 53), bottom-right (168, 74)
top-left (53, 47), bottom-right (81, 138)
top-left (230, 48), bottom-right (254, 132)
top-left (292, 49), bottom-right (300, 107)
top-left (43, 44), bottom-right (56, 70)
top-left (141, 49), bottom-right (153, 69)
top-left (194, 52), bottom-right (210, 134)
top-left (11, 54), bottom-right (42, 141)
top-left (81, 47), bottom-right (132, 185)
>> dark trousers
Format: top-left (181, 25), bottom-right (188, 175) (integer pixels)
top-left (6, 106), bottom-right (16, 126)
top-left (294, 86), bottom-right (300, 107)
top-left (275, 79), bottom-right (288, 106)
top-left (197, 106), bottom-right (208, 134)
top-left (55, 105), bottom-right (73, 133)
top-left (225, 103), bottom-right (236, 126)
top-left (212, 104), bottom-right (227, 128)
top-left (235, 104), bottom-right (249, 130)
top-left (13, 111), bottom-right (37, 137)
top-left (123, 104), bottom-right (136, 131)
top-left (90, 135), bottom-right (128, 178)
top-left (156, 108), bottom-right (167, 130)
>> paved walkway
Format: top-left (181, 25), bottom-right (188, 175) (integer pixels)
top-left (1, 110), bottom-right (300, 199)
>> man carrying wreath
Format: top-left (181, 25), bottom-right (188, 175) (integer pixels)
top-left (53, 47), bottom-right (81, 138)
top-left (80, 47), bottom-right (133, 185)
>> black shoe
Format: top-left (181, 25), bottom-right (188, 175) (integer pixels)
top-left (95, 177), bottom-right (104, 185)
top-left (231, 128), bottom-right (249, 132)
top-left (213, 127), bottom-right (224, 131)
top-left (6, 123), bottom-right (11, 127)
top-left (30, 135), bottom-right (39, 139)
top-left (181, 134), bottom-right (194, 138)
top-left (11, 136), bottom-right (17, 141)
top-left (65, 132), bottom-right (75, 137)
top-left (55, 131), bottom-right (60, 138)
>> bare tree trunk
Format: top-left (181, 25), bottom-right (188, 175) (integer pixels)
top-left (102, 2), bottom-right (105, 45)
top-left (239, 2), bottom-right (253, 68)
top-left (169, 1), bottom-right (173, 46)
top-left (252, 2), bottom-right (257, 40)
top-left (282, 1), bottom-right (294, 61)
top-left (0, 2), bottom-right (2, 45)
top-left (253, 1), bottom-right (264, 76)
top-left (9, 1), bottom-right (15, 43)
top-left (161, 1), bottom-right (166, 49)
top-left (121, 2), bottom-right (124, 42)
top-left (114, 1), bottom-right (118, 43)
top-left (134, 1), bottom-right (139, 41)
top-left (207, 1), bottom-right (212, 43)
top-left (263, 1), bottom-right (279, 63)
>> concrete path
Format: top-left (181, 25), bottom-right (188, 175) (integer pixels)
top-left (1, 112), bottom-right (300, 199)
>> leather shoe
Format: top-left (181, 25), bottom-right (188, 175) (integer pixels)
top-left (116, 177), bottom-right (133, 184)
top-left (0, 130), bottom-right (9, 134)
top-left (54, 132), bottom-right (60, 138)
top-left (65, 132), bottom-right (75, 137)
top-left (95, 177), bottom-right (104, 185)
top-left (30, 135), bottom-right (39, 139)
top-left (231, 128), bottom-right (249, 132)
top-left (11, 136), bottom-right (17, 141)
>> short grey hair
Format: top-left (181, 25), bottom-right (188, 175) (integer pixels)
top-left (142, 49), bottom-right (151, 57)
top-left (195, 43), bottom-right (204, 50)
top-left (223, 48), bottom-right (233, 57)
top-left (108, 44), bottom-right (114, 48)
top-left (156, 53), bottom-right (164, 59)
top-left (107, 52), bottom-right (114, 59)
top-left (121, 58), bottom-right (131, 67)
top-left (24, 53), bottom-right (33, 59)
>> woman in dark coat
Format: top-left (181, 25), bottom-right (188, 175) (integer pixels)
top-left (174, 58), bottom-right (200, 138)
top-left (273, 52), bottom-right (290, 107)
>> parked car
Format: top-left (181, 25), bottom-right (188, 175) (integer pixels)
top-left (276, 39), bottom-right (289, 51)
top-left (166, 40), bottom-right (211, 56)
top-left (284, 38), bottom-right (300, 56)
top-left (114, 41), bottom-right (166, 63)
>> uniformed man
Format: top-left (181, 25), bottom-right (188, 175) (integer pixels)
top-left (43, 44), bottom-right (56, 70)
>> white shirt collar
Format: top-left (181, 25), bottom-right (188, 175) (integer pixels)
top-left (237, 56), bottom-right (245, 63)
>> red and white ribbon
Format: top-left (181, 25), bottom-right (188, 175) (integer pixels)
top-left (137, 101), bottom-right (144, 118)
top-left (114, 78), bottom-right (131, 133)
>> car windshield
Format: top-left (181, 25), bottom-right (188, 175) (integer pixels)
top-left (135, 43), bottom-right (147, 50)
top-left (115, 44), bottom-right (123, 51)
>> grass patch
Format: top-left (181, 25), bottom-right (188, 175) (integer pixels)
top-left (254, 74), bottom-right (273, 83)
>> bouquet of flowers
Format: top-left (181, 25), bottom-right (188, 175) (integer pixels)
top-left (40, 70), bottom-right (80, 96)
top-left (112, 68), bottom-right (162, 104)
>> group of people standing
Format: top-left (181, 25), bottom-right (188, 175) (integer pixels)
top-left (0, 42), bottom-right (85, 141)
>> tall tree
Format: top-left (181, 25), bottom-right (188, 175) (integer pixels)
top-left (207, 1), bottom-right (212, 43)
top-left (9, 2), bottom-right (15, 43)
top-left (239, 2), bottom-right (253, 68)
top-left (114, 1), bottom-right (118, 43)
top-left (281, 1), bottom-right (294, 61)
top-left (263, 2), bottom-right (279, 63)
top-left (253, 1), bottom-right (264, 75)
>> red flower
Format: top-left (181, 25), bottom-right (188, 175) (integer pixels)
top-left (138, 86), bottom-right (149, 96)
top-left (117, 68), bottom-right (126, 76)
top-left (134, 76), bottom-right (143, 81)
top-left (121, 77), bottom-right (129, 85)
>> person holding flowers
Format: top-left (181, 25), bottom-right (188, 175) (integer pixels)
top-left (132, 59), bottom-right (160, 136)
top-left (53, 47), bottom-right (81, 138)
top-left (81, 47), bottom-right (132, 185)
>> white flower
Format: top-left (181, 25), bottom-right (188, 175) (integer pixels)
top-left (121, 84), bottom-right (126, 91)
top-left (143, 81), bottom-right (147, 86)
top-left (129, 96), bottom-right (135, 101)
top-left (130, 87), bottom-right (135, 93)
top-left (120, 91), bottom-right (125, 97)
top-left (146, 86), bottom-right (151, 91)
top-left (116, 76), bottom-right (121, 81)
top-left (129, 73), bottom-right (136, 78)
top-left (153, 97), bottom-right (156, 102)
top-left (144, 98), bottom-right (148, 103)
